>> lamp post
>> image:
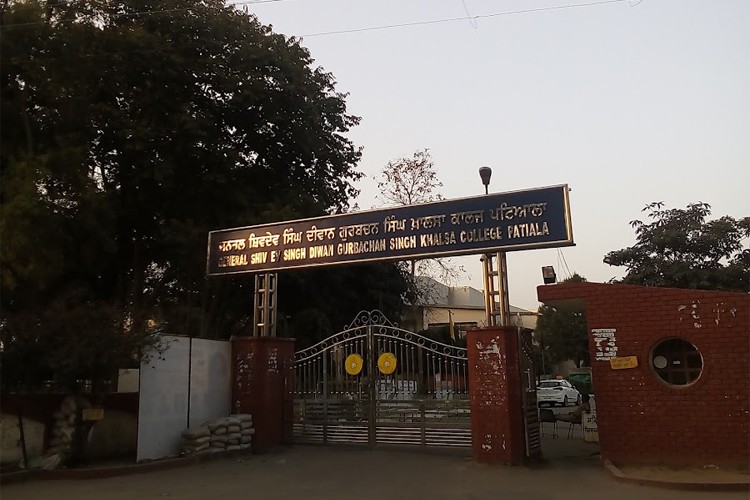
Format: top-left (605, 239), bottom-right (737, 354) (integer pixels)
top-left (479, 166), bottom-right (492, 195)
top-left (478, 167), bottom-right (510, 327)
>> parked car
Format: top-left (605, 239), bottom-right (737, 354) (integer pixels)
top-left (536, 379), bottom-right (581, 407)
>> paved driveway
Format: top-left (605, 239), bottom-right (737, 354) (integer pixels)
top-left (2, 444), bottom-right (746, 500)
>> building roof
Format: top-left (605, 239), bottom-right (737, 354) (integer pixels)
top-left (416, 276), bottom-right (535, 314)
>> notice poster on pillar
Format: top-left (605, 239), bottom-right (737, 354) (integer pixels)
top-left (591, 328), bottom-right (617, 361)
top-left (207, 184), bottom-right (574, 275)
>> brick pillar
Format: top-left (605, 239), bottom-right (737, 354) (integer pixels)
top-left (467, 327), bottom-right (525, 465)
top-left (231, 336), bottom-right (295, 453)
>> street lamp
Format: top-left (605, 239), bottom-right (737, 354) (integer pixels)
top-left (542, 266), bottom-right (557, 284)
top-left (478, 166), bottom-right (492, 195)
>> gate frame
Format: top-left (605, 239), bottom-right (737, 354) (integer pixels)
top-left (292, 310), bottom-right (471, 449)
top-left (228, 313), bottom-right (539, 461)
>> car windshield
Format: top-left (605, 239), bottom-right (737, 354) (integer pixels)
top-left (538, 381), bottom-right (561, 388)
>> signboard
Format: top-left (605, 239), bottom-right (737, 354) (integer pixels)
top-left (207, 184), bottom-right (573, 276)
top-left (583, 411), bottom-right (598, 442)
top-left (82, 408), bottom-right (104, 421)
top-left (609, 356), bottom-right (638, 370)
top-left (591, 328), bottom-right (617, 361)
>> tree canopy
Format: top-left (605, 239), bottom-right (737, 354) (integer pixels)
top-left (534, 274), bottom-right (589, 371)
top-left (1, 0), bottom-right (406, 390)
top-left (604, 202), bottom-right (749, 292)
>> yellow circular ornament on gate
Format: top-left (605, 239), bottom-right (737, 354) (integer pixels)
top-left (345, 354), bottom-right (363, 375)
top-left (378, 352), bottom-right (397, 375)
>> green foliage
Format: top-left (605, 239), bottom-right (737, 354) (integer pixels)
top-left (1, 288), bottom-right (164, 392)
top-left (567, 372), bottom-right (592, 395)
top-left (0, 1), bottom-right (407, 388)
top-left (535, 274), bottom-right (589, 370)
top-left (278, 263), bottom-right (408, 348)
top-left (604, 202), bottom-right (750, 291)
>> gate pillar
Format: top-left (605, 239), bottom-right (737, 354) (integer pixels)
top-left (467, 327), bottom-right (525, 465)
top-left (231, 336), bottom-right (295, 453)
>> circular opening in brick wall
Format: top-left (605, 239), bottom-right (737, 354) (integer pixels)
top-left (649, 338), bottom-right (703, 386)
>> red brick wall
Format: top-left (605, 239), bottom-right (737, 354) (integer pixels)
top-left (538, 282), bottom-right (750, 467)
top-left (231, 336), bottom-right (295, 453)
top-left (467, 327), bottom-right (525, 465)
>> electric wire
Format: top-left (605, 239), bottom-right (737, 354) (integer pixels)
top-left (1, 0), bottom-right (634, 33)
top-left (557, 248), bottom-right (573, 280)
top-left (461, 0), bottom-right (479, 29)
top-left (300, 0), bottom-right (631, 37)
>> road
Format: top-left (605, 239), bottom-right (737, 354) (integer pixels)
top-left (2, 444), bottom-right (746, 500)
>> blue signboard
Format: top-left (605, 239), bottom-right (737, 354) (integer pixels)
top-left (207, 184), bottom-right (573, 275)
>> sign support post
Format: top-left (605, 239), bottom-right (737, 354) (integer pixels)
top-left (481, 252), bottom-right (511, 327)
top-left (497, 251), bottom-right (510, 326)
top-left (253, 272), bottom-right (277, 337)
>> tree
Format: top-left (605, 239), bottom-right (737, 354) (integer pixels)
top-left (0, 0), bottom-right (377, 387)
top-left (278, 263), bottom-right (410, 349)
top-left (534, 274), bottom-right (589, 371)
top-left (376, 149), bottom-right (444, 206)
top-left (604, 202), bottom-right (750, 292)
top-left (374, 149), bottom-right (465, 307)
top-left (0, 289), bottom-right (163, 393)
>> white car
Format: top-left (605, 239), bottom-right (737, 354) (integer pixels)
top-left (536, 380), bottom-right (581, 407)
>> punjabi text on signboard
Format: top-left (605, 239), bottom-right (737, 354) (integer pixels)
top-left (207, 184), bottom-right (573, 275)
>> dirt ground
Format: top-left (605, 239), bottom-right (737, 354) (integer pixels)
top-left (2, 442), bottom-right (748, 500)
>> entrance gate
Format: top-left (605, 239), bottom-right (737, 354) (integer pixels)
top-left (292, 310), bottom-right (471, 449)
top-left (518, 327), bottom-right (541, 459)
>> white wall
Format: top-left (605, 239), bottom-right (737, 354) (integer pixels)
top-left (187, 338), bottom-right (231, 428)
top-left (137, 336), bottom-right (190, 461)
top-left (0, 414), bottom-right (45, 465)
top-left (117, 369), bottom-right (140, 393)
top-left (137, 336), bottom-right (231, 462)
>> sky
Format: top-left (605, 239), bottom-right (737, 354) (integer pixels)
top-left (243, 0), bottom-right (750, 311)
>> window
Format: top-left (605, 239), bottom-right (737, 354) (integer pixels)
top-left (426, 321), bottom-right (477, 340)
top-left (538, 381), bottom-right (563, 389)
top-left (650, 338), bottom-right (703, 386)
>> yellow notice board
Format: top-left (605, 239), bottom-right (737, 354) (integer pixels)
top-left (82, 408), bottom-right (105, 421)
top-left (609, 356), bottom-right (638, 370)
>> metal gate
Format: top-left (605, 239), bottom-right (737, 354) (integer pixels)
top-left (518, 327), bottom-right (541, 459)
top-left (292, 310), bottom-right (471, 449)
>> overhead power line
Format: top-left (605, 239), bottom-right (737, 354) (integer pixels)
top-left (557, 248), bottom-right (573, 281)
top-left (300, 0), bottom-right (633, 37)
top-left (1, 0), bottom-right (636, 32)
